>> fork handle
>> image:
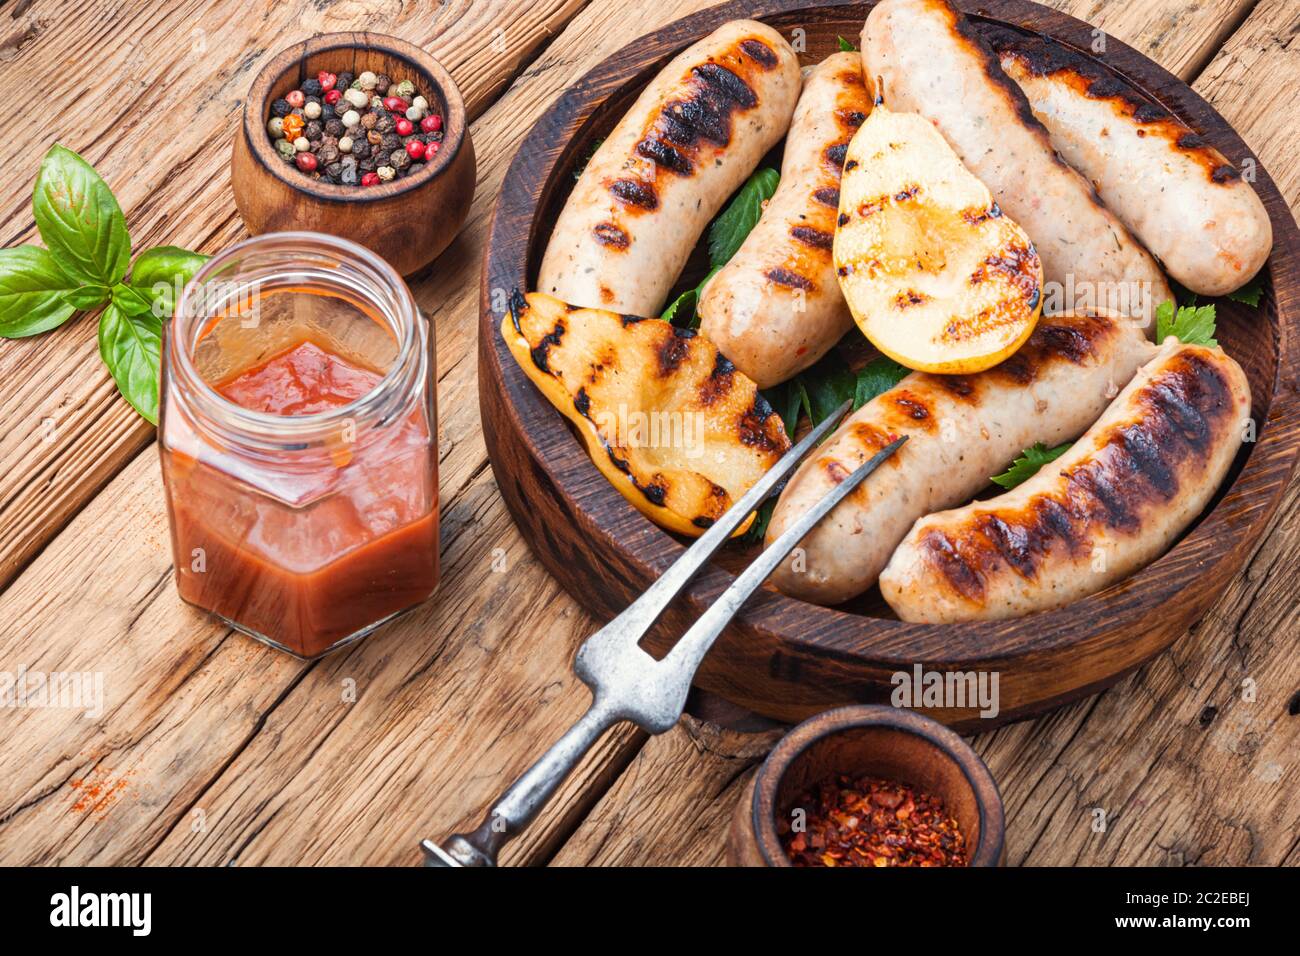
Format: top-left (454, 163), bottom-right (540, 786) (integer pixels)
top-left (423, 698), bottom-right (619, 866)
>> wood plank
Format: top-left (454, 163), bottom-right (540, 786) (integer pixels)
top-left (0, 0), bottom-right (720, 866)
top-left (556, 0), bottom-right (1300, 867)
top-left (0, 0), bottom-right (588, 589)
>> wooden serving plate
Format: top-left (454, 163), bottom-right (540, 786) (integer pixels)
top-left (478, 0), bottom-right (1300, 729)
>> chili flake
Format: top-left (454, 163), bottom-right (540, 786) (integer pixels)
top-left (779, 774), bottom-right (968, 867)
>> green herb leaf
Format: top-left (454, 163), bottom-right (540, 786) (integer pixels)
top-left (111, 282), bottom-right (154, 317)
top-left (98, 302), bottom-right (162, 425)
top-left (661, 287), bottom-right (695, 325)
top-left (1226, 275), bottom-right (1264, 307)
top-left (1155, 299), bottom-right (1218, 347)
top-left (853, 355), bottom-right (910, 409)
top-left (129, 245), bottom-right (208, 318)
top-left (707, 167), bottom-right (780, 269)
top-left (837, 35), bottom-right (857, 51)
top-left (0, 245), bottom-right (78, 337)
top-left (62, 285), bottom-right (110, 310)
top-left (573, 137), bottom-right (605, 181)
top-left (990, 441), bottom-right (1071, 490)
top-left (739, 497), bottom-right (778, 546)
top-left (32, 144), bottom-right (130, 287)
top-left (800, 350), bottom-right (856, 425)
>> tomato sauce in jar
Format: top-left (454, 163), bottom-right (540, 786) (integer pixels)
top-left (160, 233), bottom-right (438, 659)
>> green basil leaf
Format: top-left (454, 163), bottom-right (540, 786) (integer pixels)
top-left (853, 355), bottom-right (910, 409)
top-left (33, 144), bottom-right (130, 287)
top-left (990, 441), bottom-right (1071, 490)
top-left (62, 285), bottom-right (110, 311)
top-left (129, 246), bottom-right (208, 318)
top-left (662, 286), bottom-right (697, 327)
top-left (112, 282), bottom-right (153, 316)
top-left (0, 245), bottom-right (78, 337)
top-left (837, 35), bottom-right (857, 52)
top-left (98, 302), bottom-right (162, 425)
top-left (707, 168), bottom-right (780, 269)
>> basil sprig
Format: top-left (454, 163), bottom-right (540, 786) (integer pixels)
top-left (0, 144), bottom-right (207, 424)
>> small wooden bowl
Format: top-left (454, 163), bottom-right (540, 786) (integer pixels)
top-left (232, 32), bottom-right (475, 275)
top-left (728, 706), bottom-right (1004, 866)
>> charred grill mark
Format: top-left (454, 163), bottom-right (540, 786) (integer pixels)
top-left (825, 459), bottom-right (850, 484)
top-left (826, 143), bottom-right (849, 168)
top-left (894, 289), bottom-right (928, 309)
top-left (814, 186), bottom-right (840, 208)
top-left (738, 393), bottom-right (785, 453)
top-left (593, 221), bottom-right (630, 248)
top-left (1211, 164), bottom-right (1242, 184)
top-left (837, 108), bottom-right (868, 129)
top-left (693, 62), bottom-right (758, 108)
top-left (921, 531), bottom-right (986, 603)
top-left (931, 375), bottom-right (977, 402)
top-left (970, 243), bottom-right (1041, 309)
top-left (976, 513), bottom-right (1041, 580)
top-left (765, 266), bottom-right (816, 291)
top-left (1114, 422), bottom-right (1178, 499)
top-left (894, 184), bottom-right (920, 202)
top-left (529, 320), bottom-right (565, 373)
top-left (636, 136), bottom-right (693, 175)
top-left (620, 313), bottom-right (643, 326)
top-left (791, 225), bottom-right (834, 250)
top-left (654, 59), bottom-right (759, 155)
top-left (844, 158), bottom-right (858, 171)
top-left (508, 288), bottom-right (529, 332)
top-left (961, 205), bottom-right (999, 226)
top-left (889, 391), bottom-right (935, 431)
top-left (698, 351), bottom-right (736, 406)
top-left (641, 481), bottom-right (668, 506)
top-left (837, 212), bottom-right (850, 227)
top-left (693, 516), bottom-right (715, 529)
top-left (951, 15), bottom-right (1048, 140)
top-left (609, 177), bottom-right (658, 210)
top-left (574, 387), bottom-right (592, 418)
top-left (740, 38), bottom-right (778, 68)
top-left (1065, 463), bottom-right (1138, 532)
top-left (656, 329), bottom-right (692, 377)
top-left (858, 197), bottom-right (885, 218)
top-left (985, 25), bottom-right (1242, 186)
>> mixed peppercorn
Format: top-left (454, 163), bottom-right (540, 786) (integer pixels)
top-left (779, 774), bottom-right (969, 867)
top-left (267, 69), bottom-right (445, 186)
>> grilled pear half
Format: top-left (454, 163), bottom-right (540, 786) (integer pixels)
top-left (834, 105), bottom-right (1043, 373)
top-left (502, 292), bottom-right (790, 537)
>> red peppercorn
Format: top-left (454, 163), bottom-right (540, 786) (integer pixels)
top-left (360, 171), bottom-right (380, 186)
top-left (294, 152), bottom-right (318, 172)
top-left (317, 71), bottom-right (337, 92)
top-left (324, 89), bottom-right (343, 106)
top-left (285, 89), bottom-right (305, 109)
top-left (394, 118), bottom-right (414, 137)
top-left (382, 96), bottom-right (408, 113)
top-left (424, 141), bottom-right (439, 157)
top-left (422, 114), bottom-right (443, 133)
top-left (405, 140), bottom-right (425, 160)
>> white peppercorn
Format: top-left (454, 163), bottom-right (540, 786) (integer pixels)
top-left (304, 101), bottom-right (322, 119)
top-left (376, 164), bottom-right (395, 181)
top-left (293, 136), bottom-right (310, 152)
top-left (341, 109), bottom-right (360, 127)
top-left (338, 136), bottom-right (353, 153)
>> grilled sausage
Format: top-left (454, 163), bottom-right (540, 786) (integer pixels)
top-left (537, 21), bottom-right (801, 315)
top-left (880, 340), bottom-right (1250, 621)
top-left (862, 0), bottom-right (1173, 327)
top-left (988, 28), bottom-right (1271, 297)
top-left (766, 312), bottom-right (1156, 605)
top-left (697, 52), bottom-right (871, 387)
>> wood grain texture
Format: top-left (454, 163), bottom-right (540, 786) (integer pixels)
top-left (479, 0), bottom-right (1300, 726)
top-left (0, 0), bottom-right (588, 590)
top-left (556, 0), bottom-right (1300, 868)
top-left (0, 0), bottom-right (734, 866)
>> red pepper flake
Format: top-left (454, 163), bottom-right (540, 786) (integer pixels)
top-left (778, 774), bottom-right (967, 867)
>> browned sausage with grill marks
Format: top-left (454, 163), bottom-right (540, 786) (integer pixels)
top-left (537, 21), bottom-right (801, 315)
top-left (766, 312), bottom-right (1155, 605)
top-left (988, 27), bottom-right (1271, 298)
top-left (698, 52), bottom-right (872, 387)
top-left (880, 340), bottom-right (1250, 622)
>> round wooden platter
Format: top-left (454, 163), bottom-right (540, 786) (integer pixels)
top-left (478, 0), bottom-right (1300, 730)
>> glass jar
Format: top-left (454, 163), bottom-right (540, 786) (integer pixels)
top-left (159, 232), bottom-right (438, 659)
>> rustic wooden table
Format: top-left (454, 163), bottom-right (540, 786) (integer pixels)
top-left (0, 0), bottom-right (1296, 867)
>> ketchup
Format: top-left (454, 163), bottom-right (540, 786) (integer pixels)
top-left (163, 334), bottom-right (438, 659)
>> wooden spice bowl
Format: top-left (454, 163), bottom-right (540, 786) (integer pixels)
top-left (232, 32), bottom-right (475, 275)
top-left (728, 706), bottom-right (1005, 867)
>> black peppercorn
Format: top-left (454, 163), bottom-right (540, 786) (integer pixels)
top-left (381, 132), bottom-right (401, 153)
top-left (320, 104), bottom-right (336, 122)
top-left (305, 120), bottom-right (323, 139)
top-left (390, 148), bottom-right (410, 171)
top-left (270, 98), bottom-right (292, 118)
top-left (336, 71), bottom-right (354, 90)
top-left (302, 78), bottom-right (323, 98)
top-left (340, 163), bottom-right (358, 186)
top-left (324, 118), bottom-right (345, 138)
top-left (374, 111), bottom-right (395, 133)
top-left (350, 138), bottom-right (370, 159)
top-left (374, 73), bottom-right (391, 95)
top-left (360, 112), bottom-right (378, 130)
top-left (319, 143), bottom-right (341, 166)
top-left (325, 161), bottom-right (343, 178)
top-left (358, 156), bottom-right (376, 173)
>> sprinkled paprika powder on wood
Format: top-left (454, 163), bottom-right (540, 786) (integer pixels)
top-left (779, 774), bottom-right (968, 867)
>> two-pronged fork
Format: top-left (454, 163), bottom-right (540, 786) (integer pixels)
top-left (421, 399), bottom-right (906, 866)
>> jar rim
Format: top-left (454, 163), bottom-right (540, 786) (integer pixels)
top-left (170, 231), bottom-right (422, 444)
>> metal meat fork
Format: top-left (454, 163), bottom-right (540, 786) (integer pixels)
top-left (421, 400), bottom-right (906, 866)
